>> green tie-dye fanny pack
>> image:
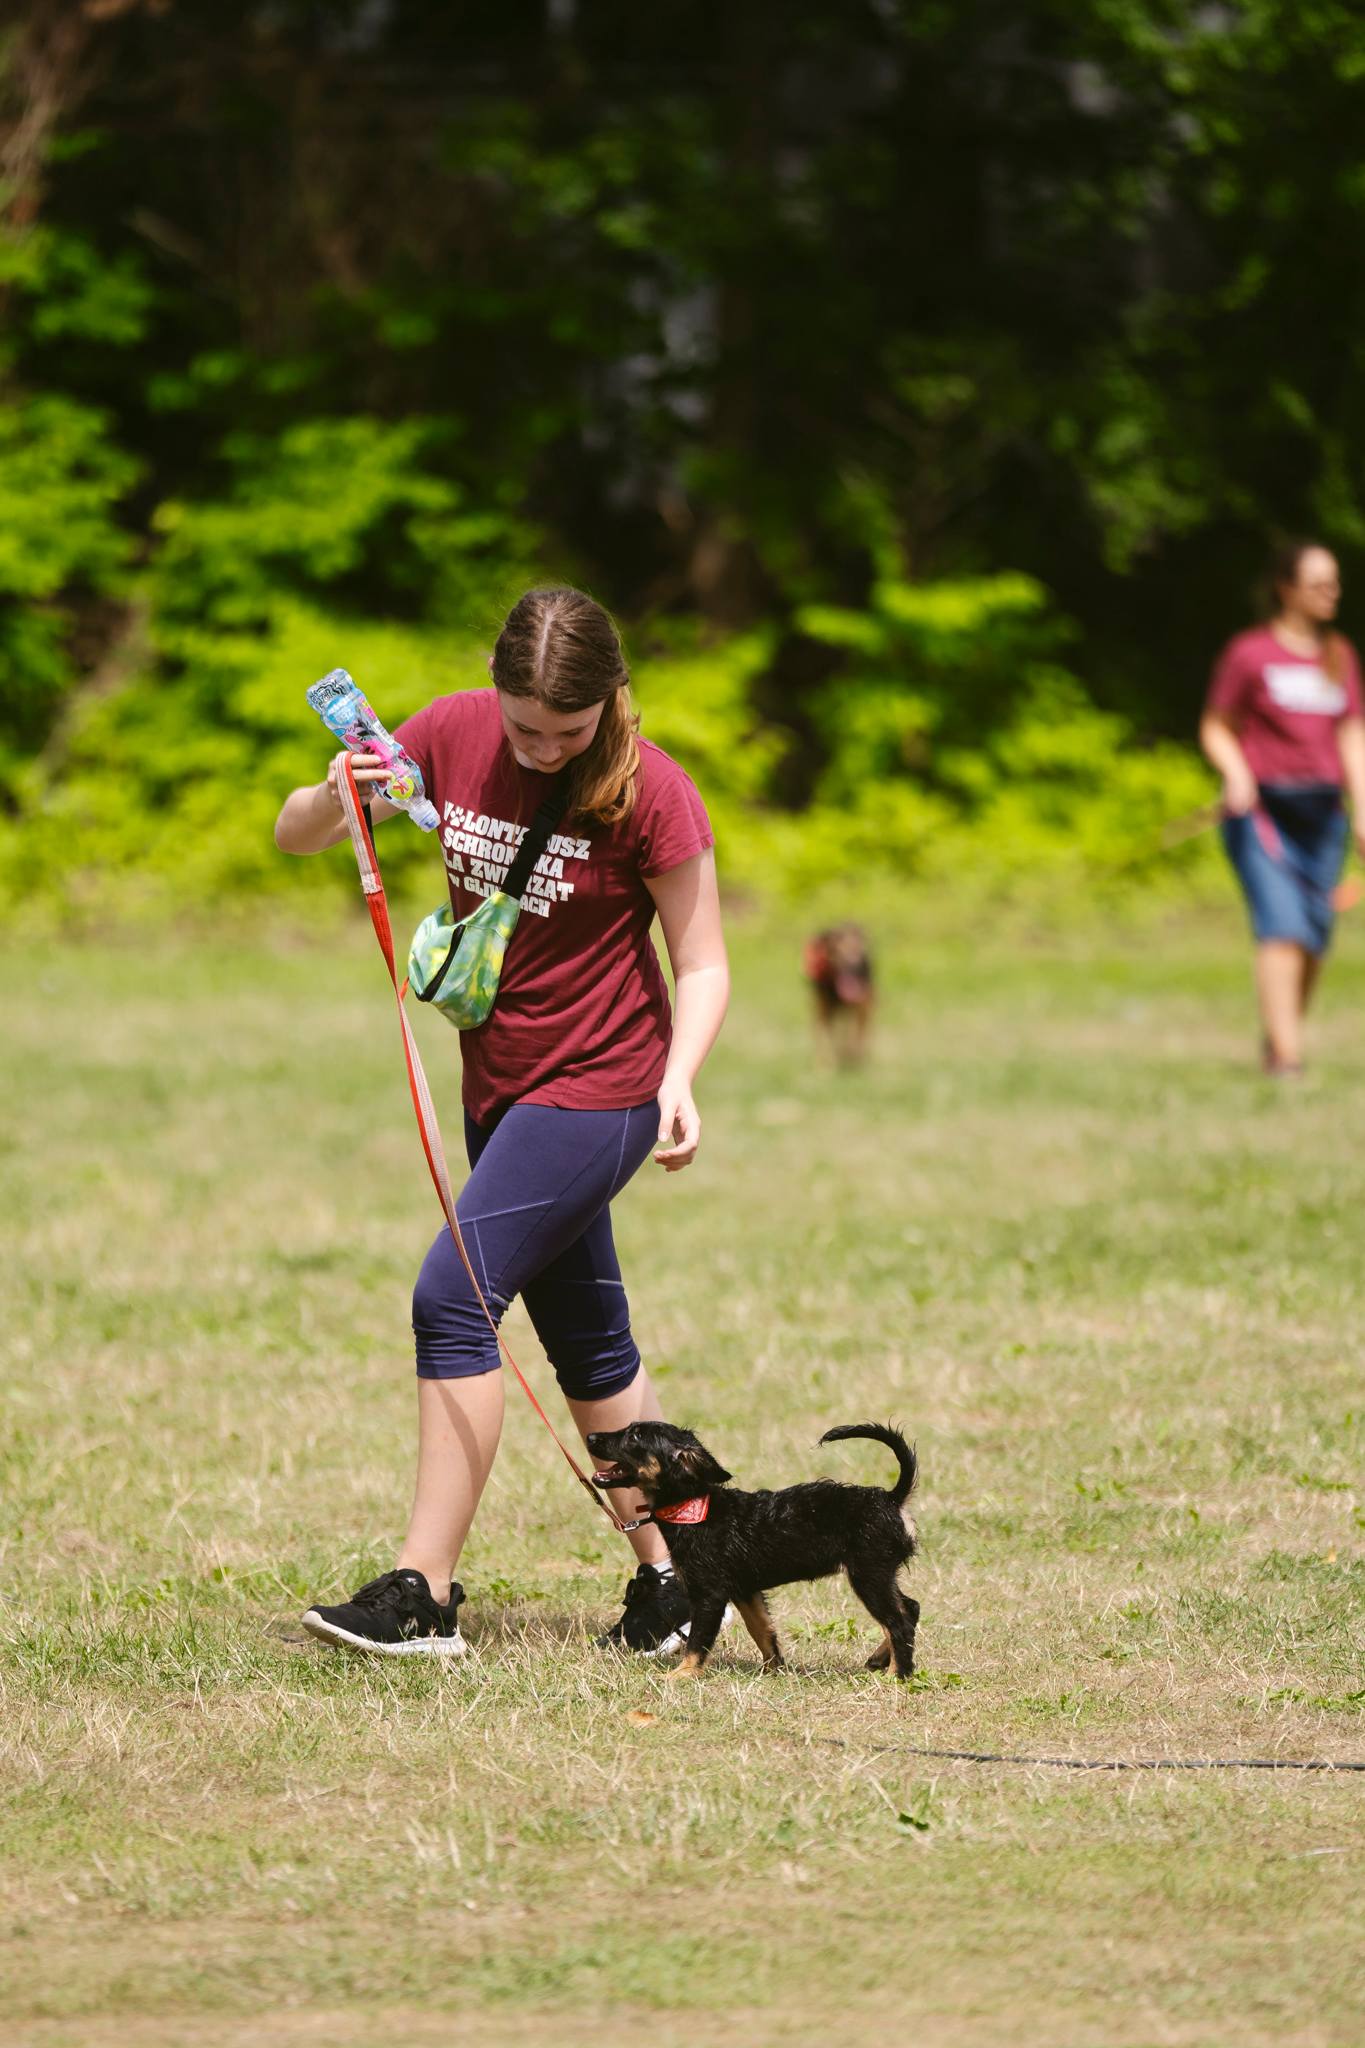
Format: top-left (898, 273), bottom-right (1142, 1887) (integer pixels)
top-left (407, 771), bottom-right (570, 1030)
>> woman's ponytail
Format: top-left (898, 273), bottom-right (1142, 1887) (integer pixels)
top-left (568, 682), bottom-right (641, 826)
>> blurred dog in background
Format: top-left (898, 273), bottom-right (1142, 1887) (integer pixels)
top-left (803, 922), bottom-right (874, 1067)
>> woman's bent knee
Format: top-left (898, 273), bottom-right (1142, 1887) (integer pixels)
top-left (412, 1242), bottom-right (503, 1379)
top-left (551, 1342), bottom-right (641, 1403)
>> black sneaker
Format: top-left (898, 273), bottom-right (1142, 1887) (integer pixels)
top-left (302, 1569), bottom-right (467, 1657)
top-left (594, 1563), bottom-right (692, 1657)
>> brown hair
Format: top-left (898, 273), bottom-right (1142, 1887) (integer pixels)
top-left (491, 587), bottom-right (641, 826)
top-left (1266, 538), bottom-right (1346, 682)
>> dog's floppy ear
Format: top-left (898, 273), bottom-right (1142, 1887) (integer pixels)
top-left (679, 1442), bottom-right (732, 1488)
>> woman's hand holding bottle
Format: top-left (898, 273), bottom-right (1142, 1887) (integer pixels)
top-left (325, 750), bottom-right (392, 818)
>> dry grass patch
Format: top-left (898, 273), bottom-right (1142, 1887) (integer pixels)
top-left (3, 918), bottom-right (1363, 2043)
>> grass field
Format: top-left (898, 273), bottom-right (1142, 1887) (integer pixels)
top-left (3, 906), bottom-right (1364, 2047)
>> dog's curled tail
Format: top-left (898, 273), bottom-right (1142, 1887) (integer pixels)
top-left (820, 1423), bottom-right (917, 1504)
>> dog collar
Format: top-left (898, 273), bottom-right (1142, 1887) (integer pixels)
top-left (652, 1495), bottom-right (710, 1525)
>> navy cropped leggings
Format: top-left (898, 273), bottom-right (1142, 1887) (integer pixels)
top-left (412, 1100), bottom-right (658, 1399)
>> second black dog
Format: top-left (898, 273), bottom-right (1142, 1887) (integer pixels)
top-left (586, 1420), bottom-right (919, 1679)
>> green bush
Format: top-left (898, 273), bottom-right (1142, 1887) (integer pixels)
top-left (789, 573), bottom-right (1217, 905)
top-left (2, 406), bottom-right (547, 915)
top-left (0, 394), bottom-right (141, 753)
top-left (2, 439), bottom-right (1221, 925)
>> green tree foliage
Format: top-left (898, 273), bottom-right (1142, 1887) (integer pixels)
top-left (0, 394), bottom-right (140, 746)
top-left (0, 1), bottom-right (1356, 911)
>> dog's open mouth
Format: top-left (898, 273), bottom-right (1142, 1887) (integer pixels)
top-left (591, 1463), bottom-right (630, 1489)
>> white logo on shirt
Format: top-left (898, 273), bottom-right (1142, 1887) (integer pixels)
top-left (1263, 664), bottom-right (1347, 716)
top-left (439, 803), bottom-right (591, 918)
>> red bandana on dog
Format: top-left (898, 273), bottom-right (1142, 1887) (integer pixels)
top-left (652, 1495), bottom-right (710, 1525)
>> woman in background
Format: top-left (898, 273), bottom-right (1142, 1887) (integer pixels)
top-left (1201, 541), bottom-right (1365, 1076)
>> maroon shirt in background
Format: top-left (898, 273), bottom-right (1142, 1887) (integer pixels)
top-left (395, 689), bottom-right (713, 1123)
top-left (1205, 626), bottom-right (1364, 786)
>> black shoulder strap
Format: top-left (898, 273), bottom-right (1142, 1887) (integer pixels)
top-left (411, 769), bottom-right (574, 1007)
top-left (502, 769), bottom-right (572, 904)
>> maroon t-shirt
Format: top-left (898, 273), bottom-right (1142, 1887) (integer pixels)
top-left (1205, 626), bottom-right (1364, 785)
top-left (395, 689), bottom-right (713, 1123)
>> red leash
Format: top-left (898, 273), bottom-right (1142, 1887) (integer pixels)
top-left (335, 760), bottom-right (633, 1533)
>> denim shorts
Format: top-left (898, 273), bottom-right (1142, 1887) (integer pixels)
top-left (1220, 784), bottom-right (1348, 956)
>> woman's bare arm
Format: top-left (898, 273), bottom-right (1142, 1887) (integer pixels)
top-left (645, 849), bottom-right (729, 1171)
top-left (1198, 711), bottom-right (1257, 814)
top-left (1339, 716), bottom-right (1365, 857)
top-left (275, 751), bottom-right (402, 854)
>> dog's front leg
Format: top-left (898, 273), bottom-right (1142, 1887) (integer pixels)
top-left (736, 1595), bottom-right (785, 1672)
top-left (667, 1597), bottom-right (728, 1680)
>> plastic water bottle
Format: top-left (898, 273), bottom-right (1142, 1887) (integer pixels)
top-left (306, 669), bottom-right (440, 831)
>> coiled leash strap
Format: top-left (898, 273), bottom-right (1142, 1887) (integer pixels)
top-left (812, 1735), bottom-right (1364, 1773)
top-left (335, 760), bottom-right (634, 1533)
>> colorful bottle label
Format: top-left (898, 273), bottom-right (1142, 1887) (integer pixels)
top-left (306, 669), bottom-right (439, 831)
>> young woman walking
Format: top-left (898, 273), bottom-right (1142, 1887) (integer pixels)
top-left (274, 588), bottom-right (729, 1655)
top-left (1200, 541), bottom-right (1365, 1075)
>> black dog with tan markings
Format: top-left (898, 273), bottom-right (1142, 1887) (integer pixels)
top-left (587, 1420), bottom-right (919, 1680)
